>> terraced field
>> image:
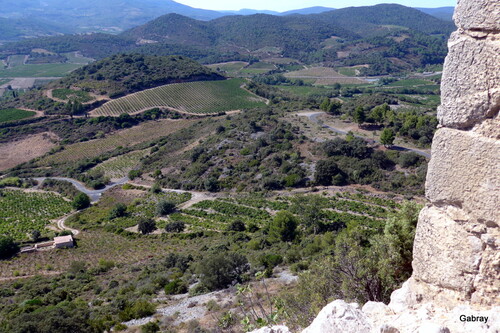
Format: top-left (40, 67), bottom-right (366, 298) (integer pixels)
top-left (90, 150), bottom-right (148, 180)
top-left (0, 189), bottom-right (73, 240)
top-left (38, 119), bottom-right (195, 165)
top-left (173, 192), bottom-right (400, 233)
top-left (91, 79), bottom-right (266, 117)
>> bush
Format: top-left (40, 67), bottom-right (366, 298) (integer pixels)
top-left (227, 220), bottom-right (246, 232)
top-left (72, 193), bottom-right (91, 210)
top-left (141, 322), bottom-right (160, 333)
top-left (0, 236), bottom-right (19, 259)
top-left (164, 279), bottom-right (188, 295)
top-left (268, 211), bottom-right (298, 243)
top-left (108, 203), bottom-right (127, 219)
top-left (165, 221), bottom-right (185, 233)
top-left (138, 218), bottom-right (156, 235)
top-left (398, 152), bottom-right (423, 168)
top-left (156, 200), bottom-right (176, 216)
top-left (197, 252), bottom-right (249, 291)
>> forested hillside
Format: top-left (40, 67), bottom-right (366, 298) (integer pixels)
top-left (0, 4), bottom-right (454, 73)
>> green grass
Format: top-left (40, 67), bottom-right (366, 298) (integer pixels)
top-left (336, 67), bottom-right (358, 76)
top-left (0, 189), bottom-right (73, 240)
top-left (92, 79), bottom-right (267, 117)
top-left (239, 62), bottom-right (276, 75)
top-left (52, 88), bottom-right (94, 103)
top-left (207, 62), bottom-right (248, 73)
top-left (0, 63), bottom-right (82, 78)
top-left (62, 52), bottom-right (94, 65)
top-left (0, 108), bottom-right (36, 123)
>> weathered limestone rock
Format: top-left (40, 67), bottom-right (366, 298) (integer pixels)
top-left (412, 206), bottom-right (483, 299)
top-left (249, 326), bottom-right (291, 333)
top-left (425, 128), bottom-right (500, 225)
top-left (437, 32), bottom-right (500, 128)
top-left (301, 300), bottom-right (371, 333)
top-left (454, 0), bottom-right (500, 31)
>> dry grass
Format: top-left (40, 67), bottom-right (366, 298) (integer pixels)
top-left (0, 132), bottom-right (59, 171)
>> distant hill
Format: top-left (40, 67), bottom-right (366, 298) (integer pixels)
top-left (0, 4), bottom-right (454, 74)
top-left (0, 17), bottom-right (68, 42)
top-left (53, 54), bottom-right (224, 97)
top-left (0, 0), bottom-right (224, 37)
top-left (416, 7), bottom-right (455, 21)
top-left (315, 4), bottom-right (455, 37)
top-left (281, 7), bottom-right (335, 16)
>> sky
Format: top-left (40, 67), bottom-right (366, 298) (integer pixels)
top-left (174, 1), bottom-right (456, 12)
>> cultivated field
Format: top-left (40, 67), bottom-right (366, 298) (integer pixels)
top-left (0, 189), bottom-right (73, 240)
top-left (38, 119), bottom-right (196, 165)
top-left (0, 63), bottom-right (82, 78)
top-left (285, 67), bottom-right (366, 85)
top-left (51, 88), bottom-right (94, 103)
top-left (0, 108), bottom-right (36, 123)
top-left (91, 79), bottom-right (267, 117)
top-left (90, 149), bottom-right (148, 180)
top-left (172, 192), bottom-right (399, 233)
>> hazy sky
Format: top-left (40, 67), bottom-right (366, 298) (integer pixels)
top-left (175, 1), bottom-right (456, 12)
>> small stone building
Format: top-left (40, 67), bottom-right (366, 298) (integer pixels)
top-left (53, 235), bottom-right (74, 248)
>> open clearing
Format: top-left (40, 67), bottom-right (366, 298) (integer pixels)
top-left (0, 63), bottom-right (82, 78)
top-left (0, 132), bottom-right (59, 171)
top-left (285, 67), bottom-right (366, 84)
top-left (38, 119), bottom-right (196, 165)
top-left (91, 79), bottom-right (267, 117)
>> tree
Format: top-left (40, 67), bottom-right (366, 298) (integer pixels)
top-left (138, 218), bottom-right (156, 235)
top-left (268, 211), bottom-right (298, 243)
top-left (156, 200), bottom-right (175, 216)
top-left (31, 230), bottom-right (41, 242)
top-left (72, 193), bottom-right (90, 210)
top-left (319, 98), bottom-right (330, 111)
top-left (380, 128), bottom-right (395, 147)
top-left (165, 221), bottom-right (185, 233)
top-left (0, 236), bottom-right (19, 259)
top-left (197, 252), bottom-right (249, 290)
top-left (108, 203), bottom-right (127, 219)
top-left (315, 159), bottom-right (342, 186)
top-left (353, 106), bottom-right (366, 127)
top-left (227, 220), bottom-right (246, 232)
top-left (291, 195), bottom-right (326, 234)
top-left (327, 100), bottom-right (342, 115)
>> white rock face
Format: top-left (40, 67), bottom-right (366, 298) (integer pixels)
top-left (301, 300), bottom-right (371, 333)
top-left (437, 32), bottom-right (500, 129)
top-left (454, 0), bottom-right (500, 30)
top-left (249, 325), bottom-right (291, 333)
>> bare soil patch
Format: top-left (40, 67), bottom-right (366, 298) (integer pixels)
top-left (0, 132), bottom-right (59, 171)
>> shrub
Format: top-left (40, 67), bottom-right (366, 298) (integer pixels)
top-left (0, 236), bottom-right (19, 259)
top-left (156, 200), bottom-right (176, 216)
top-left (165, 221), bottom-right (185, 233)
top-left (141, 322), bottom-right (160, 333)
top-left (138, 218), bottom-right (156, 235)
top-left (108, 203), bottom-right (127, 219)
top-left (197, 252), bottom-right (249, 291)
top-left (72, 193), bottom-right (91, 210)
top-left (164, 279), bottom-right (188, 295)
top-left (227, 220), bottom-right (246, 232)
top-left (268, 211), bottom-right (298, 243)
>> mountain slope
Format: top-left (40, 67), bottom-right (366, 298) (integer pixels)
top-left (315, 4), bottom-right (455, 36)
top-left (416, 7), bottom-right (455, 21)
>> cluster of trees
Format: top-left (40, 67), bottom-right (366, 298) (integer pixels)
top-left (315, 136), bottom-right (426, 194)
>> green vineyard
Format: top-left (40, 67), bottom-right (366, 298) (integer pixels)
top-left (90, 150), bottom-right (148, 180)
top-left (170, 192), bottom-right (399, 233)
top-left (0, 189), bottom-right (73, 240)
top-left (91, 79), bottom-right (267, 116)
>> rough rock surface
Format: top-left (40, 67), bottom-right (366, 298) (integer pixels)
top-left (250, 1), bottom-right (499, 332)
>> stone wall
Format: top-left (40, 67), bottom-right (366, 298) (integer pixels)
top-left (411, 0), bottom-right (499, 308)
